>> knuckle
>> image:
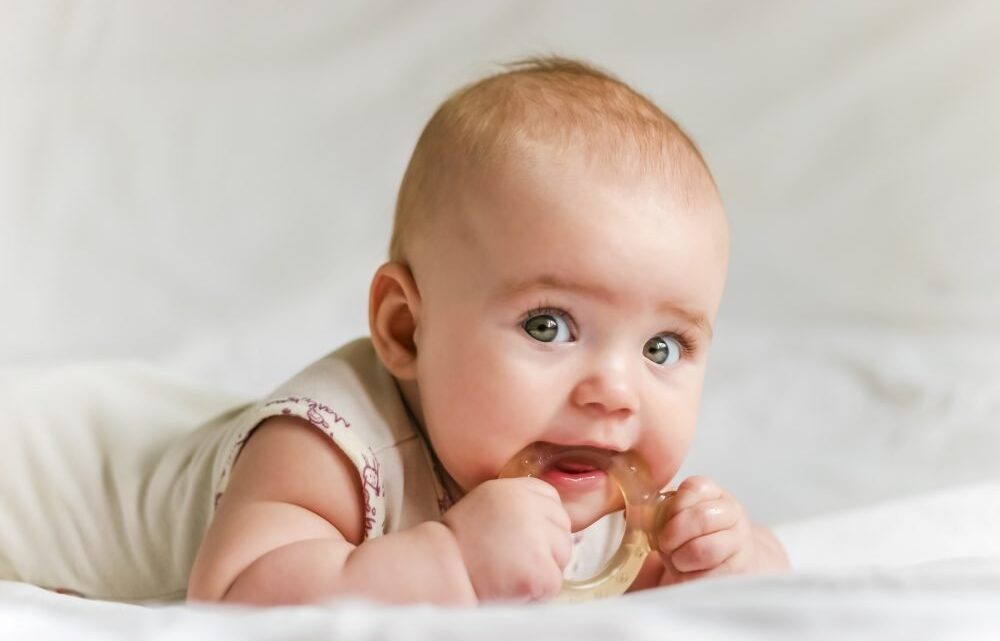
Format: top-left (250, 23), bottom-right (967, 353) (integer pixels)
top-left (674, 538), bottom-right (713, 571)
top-left (695, 504), bottom-right (719, 529)
top-left (533, 567), bottom-right (563, 601)
top-left (670, 550), bottom-right (693, 572)
top-left (513, 569), bottom-right (560, 602)
top-left (680, 475), bottom-right (714, 494)
top-left (687, 536), bottom-right (712, 561)
top-left (471, 479), bottom-right (500, 500)
top-left (660, 518), bottom-right (684, 551)
top-left (511, 573), bottom-right (534, 599)
top-left (517, 545), bottom-right (564, 599)
top-left (531, 478), bottom-right (561, 499)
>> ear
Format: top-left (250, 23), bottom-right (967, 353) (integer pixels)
top-left (368, 261), bottom-right (422, 381)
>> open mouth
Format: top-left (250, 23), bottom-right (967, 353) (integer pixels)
top-left (539, 453), bottom-right (609, 490)
top-left (552, 459), bottom-right (600, 474)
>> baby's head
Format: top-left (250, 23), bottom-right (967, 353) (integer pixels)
top-left (370, 57), bottom-right (729, 531)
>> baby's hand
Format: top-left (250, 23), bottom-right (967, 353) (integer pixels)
top-left (442, 478), bottom-right (573, 602)
top-left (656, 476), bottom-right (759, 584)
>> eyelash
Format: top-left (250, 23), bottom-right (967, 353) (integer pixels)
top-left (519, 301), bottom-right (700, 357)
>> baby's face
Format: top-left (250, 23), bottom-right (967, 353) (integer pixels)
top-left (408, 154), bottom-right (728, 532)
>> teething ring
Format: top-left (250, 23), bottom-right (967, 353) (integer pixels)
top-left (500, 443), bottom-right (674, 603)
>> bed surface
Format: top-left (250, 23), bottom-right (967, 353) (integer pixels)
top-left (4, 555), bottom-right (1000, 640)
top-left (2, 1), bottom-right (998, 638)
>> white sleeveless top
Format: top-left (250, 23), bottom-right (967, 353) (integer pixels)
top-left (0, 338), bottom-right (622, 602)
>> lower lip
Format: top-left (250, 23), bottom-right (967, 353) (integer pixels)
top-left (539, 468), bottom-right (608, 492)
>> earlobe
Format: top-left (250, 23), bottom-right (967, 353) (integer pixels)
top-left (368, 261), bottom-right (422, 381)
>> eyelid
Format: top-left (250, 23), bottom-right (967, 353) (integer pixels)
top-left (522, 305), bottom-right (569, 321)
top-left (657, 330), bottom-right (698, 357)
top-left (520, 299), bottom-right (572, 322)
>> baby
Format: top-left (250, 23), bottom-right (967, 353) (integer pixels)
top-left (0, 56), bottom-right (786, 604)
top-left (181, 57), bottom-right (789, 605)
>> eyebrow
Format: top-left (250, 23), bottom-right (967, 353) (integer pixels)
top-left (496, 274), bottom-right (714, 339)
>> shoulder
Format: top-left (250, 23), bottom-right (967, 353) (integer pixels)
top-left (263, 337), bottom-right (418, 450)
top-left (209, 337), bottom-right (406, 539)
top-left (227, 415), bottom-right (366, 544)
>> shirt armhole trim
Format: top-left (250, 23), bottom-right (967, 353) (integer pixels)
top-left (211, 396), bottom-right (386, 540)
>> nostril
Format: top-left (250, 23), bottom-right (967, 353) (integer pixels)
top-left (571, 377), bottom-right (639, 417)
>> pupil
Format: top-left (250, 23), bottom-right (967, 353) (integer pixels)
top-left (528, 316), bottom-right (557, 341)
top-left (647, 338), bottom-right (667, 362)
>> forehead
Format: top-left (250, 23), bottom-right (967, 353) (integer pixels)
top-left (449, 155), bottom-right (728, 317)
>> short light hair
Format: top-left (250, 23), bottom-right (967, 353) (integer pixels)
top-left (389, 56), bottom-right (718, 262)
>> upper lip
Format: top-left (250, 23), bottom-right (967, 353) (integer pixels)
top-left (545, 439), bottom-right (626, 453)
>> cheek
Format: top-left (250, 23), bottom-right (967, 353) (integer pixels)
top-left (421, 329), bottom-right (506, 416)
top-left (416, 327), bottom-right (546, 479)
top-left (646, 426), bottom-right (695, 491)
top-left (642, 378), bottom-right (703, 487)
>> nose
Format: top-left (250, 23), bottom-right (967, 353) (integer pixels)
top-left (569, 349), bottom-right (640, 419)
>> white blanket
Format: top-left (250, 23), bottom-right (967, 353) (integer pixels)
top-left (3, 0), bottom-right (1000, 638)
top-left (2, 482), bottom-right (999, 639)
top-left (3, 558), bottom-right (999, 640)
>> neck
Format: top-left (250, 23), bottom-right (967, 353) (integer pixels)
top-left (393, 377), bottom-right (465, 506)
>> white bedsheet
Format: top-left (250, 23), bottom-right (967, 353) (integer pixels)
top-left (778, 481), bottom-right (1000, 571)
top-left (3, 0), bottom-right (1000, 638)
top-left (3, 559), bottom-right (999, 640)
top-left (2, 482), bottom-right (999, 640)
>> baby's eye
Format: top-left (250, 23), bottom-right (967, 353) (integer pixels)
top-left (643, 335), bottom-right (682, 366)
top-left (523, 312), bottom-right (573, 343)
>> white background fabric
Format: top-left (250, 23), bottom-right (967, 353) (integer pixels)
top-left (3, 0), bottom-right (997, 525)
top-left (1, 1), bottom-right (999, 637)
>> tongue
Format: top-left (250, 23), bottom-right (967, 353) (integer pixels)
top-left (554, 460), bottom-right (599, 474)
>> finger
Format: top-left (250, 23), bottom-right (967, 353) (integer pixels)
top-left (548, 525), bottom-right (574, 570)
top-left (669, 476), bottom-right (724, 512)
top-left (659, 497), bottom-right (740, 553)
top-left (544, 503), bottom-right (572, 534)
top-left (668, 528), bottom-right (741, 573)
top-left (666, 548), bottom-right (751, 583)
top-left (522, 476), bottom-right (562, 501)
top-left (657, 477), bottom-right (724, 528)
top-left (513, 477), bottom-right (571, 531)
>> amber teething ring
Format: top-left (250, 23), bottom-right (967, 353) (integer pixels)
top-left (499, 443), bottom-right (674, 603)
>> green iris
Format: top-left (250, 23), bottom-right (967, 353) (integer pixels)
top-left (643, 336), bottom-right (674, 364)
top-left (524, 315), bottom-right (559, 342)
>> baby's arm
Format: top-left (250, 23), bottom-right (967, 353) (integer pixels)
top-left (186, 417), bottom-right (476, 605)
